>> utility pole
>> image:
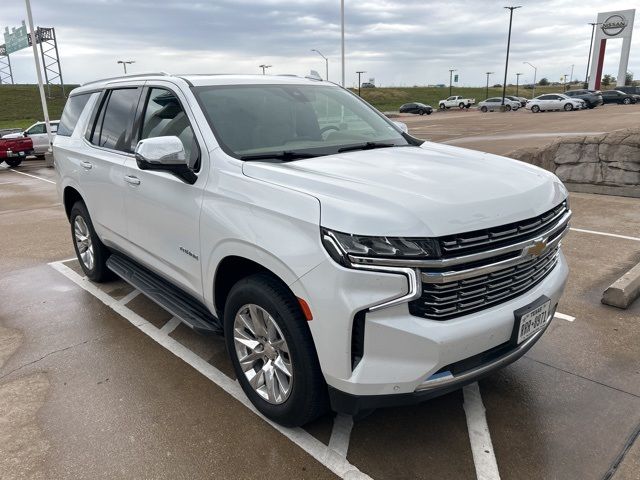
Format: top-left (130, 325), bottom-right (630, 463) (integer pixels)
top-left (117, 60), bottom-right (135, 74)
top-left (562, 74), bottom-right (568, 91)
top-left (485, 72), bottom-right (494, 100)
top-left (356, 70), bottom-right (366, 96)
top-left (259, 64), bottom-right (272, 75)
top-left (515, 72), bottom-right (522, 96)
top-left (25, 0), bottom-right (52, 148)
top-left (449, 68), bottom-right (457, 96)
top-left (585, 23), bottom-right (601, 87)
top-left (523, 61), bottom-right (537, 98)
top-left (569, 64), bottom-right (574, 85)
top-left (311, 49), bottom-right (328, 81)
top-left (501, 6), bottom-right (521, 105)
top-left (341, 0), bottom-right (345, 87)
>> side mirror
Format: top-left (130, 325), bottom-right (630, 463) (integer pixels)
top-left (135, 136), bottom-right (196, 184)
top-left (393, 121), bottom-right (408, 133)
top-left (23, 132), bottom-right (28, 137)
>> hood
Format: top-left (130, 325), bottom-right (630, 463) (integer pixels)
top-left (2, 132), bottom-right (23, 139)
top-left (242, 142), bottom-right (567, 237)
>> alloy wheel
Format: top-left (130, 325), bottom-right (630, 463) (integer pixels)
top-left (233, 304), bottom-right (293, 404)
top-left (74, 215), bottom-right (94, 270)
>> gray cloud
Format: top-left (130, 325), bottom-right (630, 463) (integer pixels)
top-left (1, 0), bottom-right (637, 87)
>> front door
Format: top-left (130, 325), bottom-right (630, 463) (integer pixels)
top-left (122, 84), bottom-right (207, 298)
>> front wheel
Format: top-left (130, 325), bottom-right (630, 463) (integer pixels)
top-left (224, 273), bottom-right (327, 427)
top-left (564, 103), bottom-right (574, 111)
top-left (505, 104), bottom-right (512, 111)
top-left (70, 201), bottom-right (112, 282)
top-left (623, 97), bottom-right (631, 105)
top-left (4, 158), bottom-right (23, 168)
top-left (419, 109), bottom-right (426, 115)
top-left (480, 106), bottom-right (488, 113)
top-left (531, 105), bottom-right (540, 113)
top-left (439, 104), bottom-right (445, 110)
top-left (426, 109), bottom-right (432, 115)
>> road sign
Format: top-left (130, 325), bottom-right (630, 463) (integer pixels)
top-left (4, 21), bottom-right (29, 54)
top-left (454, 74), bottom-right (459, 82)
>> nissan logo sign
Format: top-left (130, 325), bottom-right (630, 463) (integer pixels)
top-left (601, 14), bottom-right (627, 36)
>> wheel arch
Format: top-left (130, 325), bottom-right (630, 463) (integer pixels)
top-left (63, 186), bottom-right (85, 220)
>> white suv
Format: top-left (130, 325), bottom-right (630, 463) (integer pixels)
top-left (54, 73), bottom-right (570, 426)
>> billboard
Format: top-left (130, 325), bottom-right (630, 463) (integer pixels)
top-left (3, 21), bottom-right (29, 55)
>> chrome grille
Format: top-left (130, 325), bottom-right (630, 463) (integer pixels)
top-left (439, 201), bottom-right (568, 257)
top-left (409, 245), bottom-right (560, 320)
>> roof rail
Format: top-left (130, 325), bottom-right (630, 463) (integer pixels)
top-left (81, 72), bottom-right (171, 87)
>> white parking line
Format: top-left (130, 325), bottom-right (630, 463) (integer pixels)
top-left (48, 260), bottom-right (371, 480)
top-left (463, 382), bottom-right (501, 480)
top-left (7, 168), bottom-right (56, 184)
top-left (328, 414), bottom-right (354, 457)
top-left (118, 290), bottom-right (140, 305)
top-left (160, 317), bottom-right (182, 335)
top-left (554, 312), bottom-right (575, 322)
top-left (570, 227), bottom-right (640, 243)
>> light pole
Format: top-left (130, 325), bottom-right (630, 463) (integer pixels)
top-left (569, 64), bottom-right (574, 85)
top-left (562, 74), bottom-right (568, 91)
top-left (585, 23), bottom-right (602, 87)
top-left (515, 72), bottom-right (522, 96)
top-left (117, 60), bottom-right (135, 74)
top-left (523, 61), bottom-right (537, 98)
top-left (259, 64), bottom-right (272, 75)
top-left (501, 6), bottom-right (521, 105)
top-left (311, 49), bottom-right (328, 81)
top-left (448, 68), bottom-right (457, 96)
top-left (341, 0), bottom-right (345, 87)
top-left (356, 70), bottom-right (366, 96)
top-left (485, 72), bottom-right (494, 100)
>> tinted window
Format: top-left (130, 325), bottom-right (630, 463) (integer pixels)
top-left (58, 93), bottom-right (91, 136)
top-left (27, 123), bottom-right (46, 134)
top-left (138, 88), bottom-right (200, 169)
top-left (92, 88), bottom-right (140, 152)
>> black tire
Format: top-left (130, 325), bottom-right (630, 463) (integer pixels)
top-left (439, 104), bottom-right (445, 110)
top-left (480, 106), bottom-right (488, 113)
top-left (426, 109), bottom-right (432, 115)
top-left (419, 109), bottom-right (426, 115)
top-left (531, 105), bottom-right (540, 113)
top-left (505, 104), bottom-right (512, 111)
top-left (224, 273), bottom-right (327, 427)
top-left (5, 158), bottom-right (22, 167)
top-left (623, 97), bottom-right (631, 105)
top-left (458, 103), bottom-right (465, 109)
top-left (564, 103), bottom-right (573, 111)
top-left (69, 201), bottom-right (112, 282)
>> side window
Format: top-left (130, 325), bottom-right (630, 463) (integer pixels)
top-left (91, 88), bottom-right (140, 152)
top-left (138, 88), bottom-right (200, 170)
top-left (27, 124), bottom-right (46, 135)
top-left (57, 93), bottom-right (91, 136)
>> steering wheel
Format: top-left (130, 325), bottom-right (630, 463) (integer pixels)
top-left (320, 125), bottom-right (340, 136)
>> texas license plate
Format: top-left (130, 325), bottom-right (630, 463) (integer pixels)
top-left (513, 297), bottom-right (551, 344)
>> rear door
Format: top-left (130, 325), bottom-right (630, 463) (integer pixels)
top-left (81, 86), bottom-right (142, 245)
top-left (122, 83), bottom-right (207, 298)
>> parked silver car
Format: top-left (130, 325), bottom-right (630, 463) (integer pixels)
top-left (478, 97), bottom-right (521, 112)
top-left (525, 94), bottom-right (585, 113)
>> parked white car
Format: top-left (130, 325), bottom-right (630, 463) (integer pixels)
top-left (438, 95), bottom-right (475, 109)
top-left (3, 121), bottom-right (59, 155)
top-left (54, 73), bottom-right (570, 426)
top-left (477, 97), bottom-right (521, 112)
top-left (525, 94), bottom-right (585, 113)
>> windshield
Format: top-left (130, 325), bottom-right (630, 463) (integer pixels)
top-left (193, 84), bottom-right (411, 160)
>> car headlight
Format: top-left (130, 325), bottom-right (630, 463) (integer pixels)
top-left (321, 227), bottom-right (439, 267)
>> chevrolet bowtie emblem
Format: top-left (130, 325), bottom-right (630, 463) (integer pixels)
top-left (527, 239), bottom-right (548, 257)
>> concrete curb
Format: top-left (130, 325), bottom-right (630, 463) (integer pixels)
top-left (602, 261), bottom-right (640, 309)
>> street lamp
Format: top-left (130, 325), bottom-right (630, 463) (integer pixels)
top-left (311, 49), bottom-right (328, 81)
top-left (585, 23), bottom-right (602, 87)
top-left (501, 6), bottom-right (522, 105)
top-left (117, 60), bottom-right (135, 74)
top-left (562, 74), bottom-right (568, 91)
top-left (485, 72), bottom-right (494, 100)
top-left (515, 72), bottom-right (522, 96)
top-left (448, 68), bottom-right (457, 96)
top-left (259, 64), bottom-right (272, 75)
top-left (523, 61), bottom-right (537, 98)
top-left (341, 0), bottom-right (345, 87)
top-left (356, 70), bottom-right (366, 96)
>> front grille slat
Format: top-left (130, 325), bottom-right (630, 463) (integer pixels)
top-left (409, 201), bottom-right (569, 321)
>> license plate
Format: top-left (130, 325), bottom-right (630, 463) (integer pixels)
top-left (513, 297), bottom-right (551, 344)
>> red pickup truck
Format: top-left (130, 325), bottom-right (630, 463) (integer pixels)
top-left (0, 136), bottom-right (34, 167)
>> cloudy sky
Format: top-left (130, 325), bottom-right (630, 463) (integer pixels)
top-left (1, 0), bottom-right (638, 88)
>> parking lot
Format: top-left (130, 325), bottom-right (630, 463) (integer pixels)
top-left (1, 106), bottom-right (639, 479)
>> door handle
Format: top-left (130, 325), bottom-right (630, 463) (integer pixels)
top-left (80, 161), bottom-right (93, 170)
top-left (124, 175), bottom-right (141, 186)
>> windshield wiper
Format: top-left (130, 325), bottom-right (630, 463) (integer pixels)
top-left (337, 142), bottom-right (402, 153)
top-left (240, 151), bottom-right (319, 162)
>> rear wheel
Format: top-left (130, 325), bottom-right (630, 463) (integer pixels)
top-left (224, 273), bottom-right (327, 427)
top-left (70, 201), bottom-right (112, 282)
top-left (4, 158), bottom-right (22, 167)
top-left (458, 103), bottom-right (465, 109)
top-left (531, 105), bottom-right (540, 113)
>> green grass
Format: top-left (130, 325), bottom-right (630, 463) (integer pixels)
top-left (0, 84), bottom-right (77, 130)
top-left (353, 85), bottom-right (569, 112)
